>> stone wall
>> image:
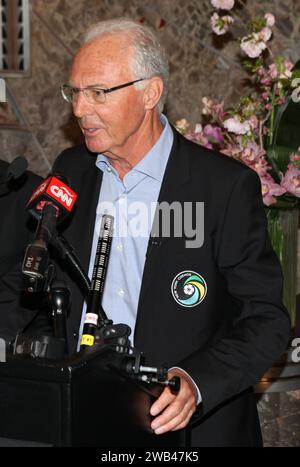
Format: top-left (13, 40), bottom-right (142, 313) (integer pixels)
top-left (1, 0), bottom-right (299, 175)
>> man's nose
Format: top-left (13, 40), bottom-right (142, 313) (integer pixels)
top-left (72, 91), bottom-right (94, 118)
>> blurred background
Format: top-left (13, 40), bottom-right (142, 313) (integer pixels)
top-left (0, 0), bottom-right (299, 176)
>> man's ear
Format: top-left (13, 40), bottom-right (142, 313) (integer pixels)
top-left (143, 77), bottom-right (164, 110)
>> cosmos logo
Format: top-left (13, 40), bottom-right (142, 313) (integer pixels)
top-left (171, 271), bottom-right (207, 307)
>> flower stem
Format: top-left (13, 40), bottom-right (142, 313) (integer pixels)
top-left (268, 86), bottom-right (277, 146)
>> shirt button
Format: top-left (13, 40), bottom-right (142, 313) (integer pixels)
top-left (117, 244), bottom-right (123, 252)
top-left (107, 167), bottom-right (112, 172)
top-left (118, 289), bottom-right (125, 297)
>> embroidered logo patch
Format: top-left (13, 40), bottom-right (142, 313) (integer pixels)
top-left (171, 271), bottom-right (207, 307)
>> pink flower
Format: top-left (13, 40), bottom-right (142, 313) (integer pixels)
top-left (203, 124), bottom-right (224, 143)
top-left (290, 154), bottom-right (300, 162)
top-left (268, 63), bottom-right (278, 79)
top-left (262, 92), bottom-right (270, 101)
top-left (221, 144), bottom-right (242, 159)
top-left (223, 116), bottom-right (251, 135)
top-left (252, 158), bottom-right (270, 177)
top-left (211, 13), bottom-right (234, 35)
top-left (202, 97), bottom-right (225, 120)
top-left (185, 124), bottom-right (214, 149)
top-left (240, 141), bottom-right (266, 166)
top-left (258, 67), bottom-right (273, 85)
top-left (264, 13), bottom-right (275, 27)
top-left (240, 34), bottom-right (267, 58)
top-left (211, 0), bottom-right (235, 10)
top-left (284, 61), bottom-right (294, 74)
top-left (249, 115), bottom-right (259, 130)
top-left (260, 175), bottom-right (286, 206)
top-left (258, 27), bottom-right (272, 42)
top-left (281, 167), bottom-right (300, 197)
top-left (212, 103), bottom-right (226, 120)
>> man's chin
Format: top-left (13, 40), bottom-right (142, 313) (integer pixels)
top-left (84, 138), bottom-right (107, 155)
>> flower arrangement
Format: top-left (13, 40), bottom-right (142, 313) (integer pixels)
top-left (176, 0), bottom-right (300, 207)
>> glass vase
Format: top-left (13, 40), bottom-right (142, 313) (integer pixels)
top-left (266, 207), bottom-right (299, 329)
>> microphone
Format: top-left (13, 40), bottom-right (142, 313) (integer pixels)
top-left (26, 174), bottom-right (77, 221)
top-left (80, 215), bottom-right (114, 349)
top-left (0, 157), bottom-right (28, 195)
top-left (22, 175), bottom-right (77, 292)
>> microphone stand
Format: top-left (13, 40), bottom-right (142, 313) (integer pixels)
top-left (52, 234), bottom-right (91, 297)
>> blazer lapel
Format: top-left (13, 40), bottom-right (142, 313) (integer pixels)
top-left (135, 129), bottom-right (190, 331)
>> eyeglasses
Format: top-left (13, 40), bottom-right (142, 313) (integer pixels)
top-left (60, 78), bottom-right (147, 105)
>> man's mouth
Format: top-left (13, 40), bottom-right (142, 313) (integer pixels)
top-left (82, 127), bottom-right (102, 136)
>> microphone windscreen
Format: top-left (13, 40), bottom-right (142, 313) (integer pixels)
top-left (26, 174), bottom-right (77, 221)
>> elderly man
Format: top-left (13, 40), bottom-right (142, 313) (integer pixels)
top-left (53, 17), bottom-right (290, 446)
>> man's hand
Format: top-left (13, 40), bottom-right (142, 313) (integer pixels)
top-left (150, 368), bottom-right (197, 435)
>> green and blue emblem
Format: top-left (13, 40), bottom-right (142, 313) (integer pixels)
top-left (171, 271), bottom-right (207, 307)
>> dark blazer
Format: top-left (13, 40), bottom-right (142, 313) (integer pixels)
top-left (0, 161), bottom-right (48, 336)
top-left (52, 128), bottom-right (290, 447)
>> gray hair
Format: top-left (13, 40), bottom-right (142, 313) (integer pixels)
top-left (83, 17), bottom-right (169, 114)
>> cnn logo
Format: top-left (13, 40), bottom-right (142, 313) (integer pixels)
top-left (0, 77), bottom-right (6, 103)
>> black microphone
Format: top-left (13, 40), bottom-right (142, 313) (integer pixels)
top-left (22, 175), bottom-right (77, 292)
top-left (0, 157), bottom-right (28, 196)
top-left (22, 203), bottom-right (58, 292)
top-left (80, 215), bottom-right (114, 349)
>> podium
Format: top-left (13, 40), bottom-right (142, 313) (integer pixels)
top-left (0, 346), bottom-right (184, 447)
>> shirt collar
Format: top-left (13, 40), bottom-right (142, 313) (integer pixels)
top-left (96, 114), bottom-right (174, 182)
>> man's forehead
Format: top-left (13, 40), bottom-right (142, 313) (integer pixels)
top-left (77, 33), bottom-right (132, 59)
top-left (70, 35), bottom-right (133, 83)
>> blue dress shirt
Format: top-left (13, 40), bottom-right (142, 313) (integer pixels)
top-left (79, 114), bottom-right (173, 344)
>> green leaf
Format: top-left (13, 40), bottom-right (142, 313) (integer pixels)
top-left (242, 57), bottom-right (263, 73)
top-left (292, 69), bottom-right (300, 79)
top-left (278, 78), bottom-right (291, 89)
top-left (250, 16), bottom-right (266, 33)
